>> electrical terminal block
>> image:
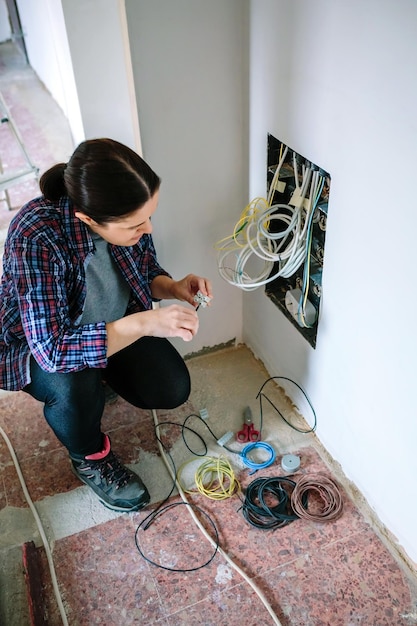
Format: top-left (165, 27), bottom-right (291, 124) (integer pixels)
top-left (285, 288), bottom-right (317, 327)
top-left (193, 290), bottom-right (211, 308)
top-left (199, 408), bottom-right (209, 421)
top-left (217, 431), bottom-right (234, 447)
top-left (303, 197), bottom-right (312, 211)
top-left (289, 188), bottom-right (305, 208)
top-left (274, 180), bottom-right (286, 193)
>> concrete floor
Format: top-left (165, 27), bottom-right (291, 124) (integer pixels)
top-left (1, 40), bottom-right (417, 625)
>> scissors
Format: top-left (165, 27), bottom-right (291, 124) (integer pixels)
top-left (236, 406), bottom-right (260, 443)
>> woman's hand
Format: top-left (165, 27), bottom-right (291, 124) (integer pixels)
top-left (106, 304), bottom-right (199, 357)
top-left (151, 274), bottom-right (213, 308)
top-left (139, 304), bottom-right (199, 341)
top-left (108, 274), bottom-right (213, 358)
top-left (171, 274), bottom-right (213, 308)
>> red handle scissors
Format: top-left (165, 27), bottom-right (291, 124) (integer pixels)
top-left (236, 406), bottom-right (260, 443)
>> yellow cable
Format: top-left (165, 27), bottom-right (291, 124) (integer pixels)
top-left (195, 456), bottom-right (240, 500)
top-left (214, 197), bottom-right (270, 252)
top-left (177, 455), bottom-right (240, 500)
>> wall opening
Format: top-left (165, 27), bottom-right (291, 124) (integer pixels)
top-left (265, 134), bottom-right (331, 348)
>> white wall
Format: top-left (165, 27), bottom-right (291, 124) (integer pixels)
top-left (15, 0), bottom-right (83, 144)
top-left (61, 0), bottom-right (141, 152)
top-left (13, 0), bottom-right (148, 158)
top-left (245, 0), bottom-right (417, 564)
top-left (0, 0), bottom-right (11, 41)
top-left (125, 0), bottom-right (246, 355)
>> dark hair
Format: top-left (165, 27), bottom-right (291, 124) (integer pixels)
top-left (39, 138), bottom-right (161, 224)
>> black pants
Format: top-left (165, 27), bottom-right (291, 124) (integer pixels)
top-left (24, 337), bottom-right (190, 456)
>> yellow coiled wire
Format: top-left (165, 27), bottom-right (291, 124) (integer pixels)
top-left (177, 455), bottom-right (240, 500)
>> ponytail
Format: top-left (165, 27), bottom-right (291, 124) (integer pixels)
top-left (38, 139), bottom-right (161, 224)
top-left (39, 163), bottom-right (67, 202)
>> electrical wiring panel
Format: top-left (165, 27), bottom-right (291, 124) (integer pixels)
top-left (214, 134), bottom-right (330, 348)
top-left (265, 134), bottom-right (331, 348)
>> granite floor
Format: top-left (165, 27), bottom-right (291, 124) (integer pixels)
top-left (1, 40), bottom-right (417, 626)
top-left (1, 347), bottom-right (417, 626)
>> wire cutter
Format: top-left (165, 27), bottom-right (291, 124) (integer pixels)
top-left (236, 406), bottom-right (260, 442)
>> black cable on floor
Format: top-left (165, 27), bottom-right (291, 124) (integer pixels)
top-left (134, 419), bottom-right (221, 572)
top-left (256, 376), bottom-right (317, 434)
top-left (134, 501), bottom-right (219, 572)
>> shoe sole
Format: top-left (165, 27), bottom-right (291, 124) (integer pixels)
top-left (100, 495), bottom-right (150, 513)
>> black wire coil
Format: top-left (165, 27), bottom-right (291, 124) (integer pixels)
top-left (241, 476), bottom-right (307, 530)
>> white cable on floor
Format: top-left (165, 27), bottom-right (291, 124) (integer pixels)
top-left (0, 425), bottom-right (69, 626)
top-left (0, 413), bottom-right (283, 626)
top-left (151, 409), bottom-right (283, 626)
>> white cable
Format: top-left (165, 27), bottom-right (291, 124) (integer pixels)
top-left (217, 164), bottom-right (323, 291)
top-left (0, 425), bottom-right (69, 626)
top-left (151, 409), bottom-right (283, 626)
top-left (267, 145), bottom-right (289, 205)
top-left (217, 202), bottom-right (307, 290)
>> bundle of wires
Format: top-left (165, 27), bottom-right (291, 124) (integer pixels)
top-left (135, 411), bottom-right (287, 625)
top-left (291, 473), bottom-right (344, 522)
top-left (240, 441), bottom-right (276, 473)
top-left (178, 455), bottom-right (240, 501)
top-left (241, 476), bottom-right (304, 530)
top-left (215, 148), bottom-right (325, 305)
top-left (296, 170), bottom-right (325, 327)
top-left (241, 473), bottom-right (343, 530)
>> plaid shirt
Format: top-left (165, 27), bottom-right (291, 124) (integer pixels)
top-left (0, 196), bottom-right (170, 391)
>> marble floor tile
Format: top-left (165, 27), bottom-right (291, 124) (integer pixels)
top-left (257, 526), bottom-right (417, 626)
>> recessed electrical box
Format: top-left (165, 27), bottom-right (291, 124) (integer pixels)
top-left (265, 134), bottom-right (331, 348)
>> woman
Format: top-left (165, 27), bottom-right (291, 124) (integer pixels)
top-left (0, 138), bottom-right (212, 513)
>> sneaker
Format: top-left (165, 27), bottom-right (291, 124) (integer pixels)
top-left (70, 434), bottom-right (150, 512)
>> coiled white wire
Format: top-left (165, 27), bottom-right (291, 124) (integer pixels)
top-left (216, 150), bottom-right (323, 292)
